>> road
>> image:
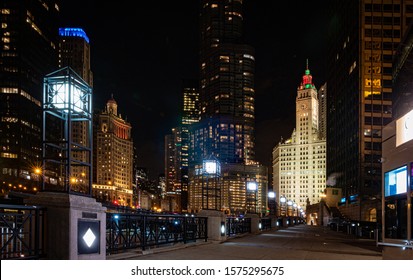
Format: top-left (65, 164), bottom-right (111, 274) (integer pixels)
top-left (108, 224), bottom-right (382, 260)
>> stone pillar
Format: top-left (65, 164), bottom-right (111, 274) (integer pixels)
top-left (245, 213), bottom-right (260, 234)
top-left (271, 216), bottom-right (279, 230)
top-left (283, 217), bottom-right (290, 227)
top-left (198, 209), bottom-right (227, 242)
top-left (25, 192), bottom-right (106, 260)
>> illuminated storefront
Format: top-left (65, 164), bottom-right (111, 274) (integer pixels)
top-left (380, 109), bottom-right (413, 259)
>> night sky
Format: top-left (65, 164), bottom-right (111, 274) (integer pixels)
top-left (60, 1), bottom-right (329, 180)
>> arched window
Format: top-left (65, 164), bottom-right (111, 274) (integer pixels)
top-left (369, 208), bottom-right (377, 222)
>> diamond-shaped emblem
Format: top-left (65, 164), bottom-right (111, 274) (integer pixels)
top-left (82, 228), bottom-right (96, 248)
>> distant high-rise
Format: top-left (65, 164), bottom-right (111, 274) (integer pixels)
top-left (189, 0), bottom-right (267, 214)
top-left (272, 65), bottom-right (327, 210)
top-left (58, 27), bottom-right (93, 184)
top-left (165, 127), bottom-right (182, 193)
top-left (0, 0), bottom-right (60, 191)
top-left (181, 81), bottom-right (200, 211)
top-left (327, 0), bottom-right (413, 221)
top-left (92, 96), bottom-right (133, 206)
top-left (317, 83), bottom-right (327, 140)
top-left (58, 27), bottom-right (93, 86)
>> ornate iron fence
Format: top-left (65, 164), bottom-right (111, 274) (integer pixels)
top-left (260, 217), bottom-right (272, 231)
top-left (106, 213), bottom-right (208, 254)
top-left (0, 204), bottom-right (46, 259)
top-left (226, 217), bottom-right (251, 236)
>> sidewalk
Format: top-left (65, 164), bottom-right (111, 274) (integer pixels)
top-left (107, 225), bottom-right (382, 260)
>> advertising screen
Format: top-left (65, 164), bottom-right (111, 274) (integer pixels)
top-left (384, 165), bottom-right (407, 197)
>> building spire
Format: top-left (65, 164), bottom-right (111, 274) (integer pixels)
top-left (299, 59), bottom-right (315, 90)
top-left (107, 93), bottom-right (118, 115)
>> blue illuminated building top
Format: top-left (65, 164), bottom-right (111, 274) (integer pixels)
top-left (59, 28), bottom-right (89, 43)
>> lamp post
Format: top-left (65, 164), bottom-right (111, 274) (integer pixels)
top-left (287, 200), bottom-right (293, 216)
top-left (202, 156), bottom-right (221, 210)
top-left (268, 191), bottom-right (276, 216)
top-left (279, 196), bottom-right (286, 217)
top-left (33, 167), bottom-right (42, 192)
top-left (43, 66), bottom-right (92, 195)
top-left (246, 181), bottom-right (258, 214)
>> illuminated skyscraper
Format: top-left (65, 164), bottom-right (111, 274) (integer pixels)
top-left (92, 96), bottom-right (134, 206)
top-left (318, 83), bottom-right (327, 140)
top-left (58, 28), bottom-right (93, 87)
top-left (165, 127), bottom-right (182, 193)
top-left (272, 65), bottom-right (327, 211)
top-left (327, 0), bottom-right (413, 221)
top-left (181, 81), bottom-right (200, 211)
top-left (58, 27), bottom-right (93, 183)
top-left (189, 0), bottom-right (268, 214)
top-left (0, 0), bottom-right (59, 190)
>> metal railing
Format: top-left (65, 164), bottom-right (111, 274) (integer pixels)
top-left (259, 217), bottom-right (272, 231)
top-left (106, 213), bottom-right (208, 254)
top-left (226, 217), bottom-right (251, 236)
top-left (0, 204), bottom-right (46, 259)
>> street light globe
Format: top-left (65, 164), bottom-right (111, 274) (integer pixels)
top-left (280, 197), bottom-right (286, 203)
top-left (268, 191), bottom-right (275, 198)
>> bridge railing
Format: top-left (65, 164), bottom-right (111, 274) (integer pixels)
top-left (259, 217), bottom-right (272, 231)
top-left (226, 217), bottom-right (251, 236)
top-left (106, 213), bottom-right (208, 254)
top-left (0, 204), bottom-right (46, 259)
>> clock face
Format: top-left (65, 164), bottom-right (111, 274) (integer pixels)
top-left (301, 104), bottom-right (307, 110)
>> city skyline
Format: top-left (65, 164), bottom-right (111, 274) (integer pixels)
top-left (60, 1), bottom-right (329, 179)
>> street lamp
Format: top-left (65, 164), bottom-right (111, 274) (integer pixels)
top-left (33, 167), bottom-right (42, 192)
top-left (268, 191), bottom-right (276, 216)
top-left (280, 196), bottom-right (287, 216)
top-left (246, 181), bottom-right (258, 214)
top-left (287, 200), bottom-right (293, 216)
top-left (43, 66), bottom-right (92, 194)
top-left (202, 156), bottom-right (221, 210)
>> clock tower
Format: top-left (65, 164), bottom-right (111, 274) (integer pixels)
top-left (272, 60), bottom-right (327, 210)
top-left (296, 60), bottom-right (319, 145)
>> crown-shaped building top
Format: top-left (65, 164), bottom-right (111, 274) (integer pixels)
top-left (106, 94), bottom-right (118, 116)
top-left (298, 59), bottom-right (315, 90)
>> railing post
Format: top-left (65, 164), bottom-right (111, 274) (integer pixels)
top-left (204, 217), bottom-right (208, 242)
top-left (141, 215), bottom-right (146, 251)
top-left (34, 208), bottom-right (39, 257)
top-left (183, 216), bottom-right (187, 244)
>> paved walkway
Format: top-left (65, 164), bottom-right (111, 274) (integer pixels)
top-left (107, 225), bottom-right (382, 260)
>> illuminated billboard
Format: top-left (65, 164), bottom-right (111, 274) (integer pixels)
top-left (384, 165), bottom-right (407, 197)
top-left (396, 109), bottom-right (413, 147)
